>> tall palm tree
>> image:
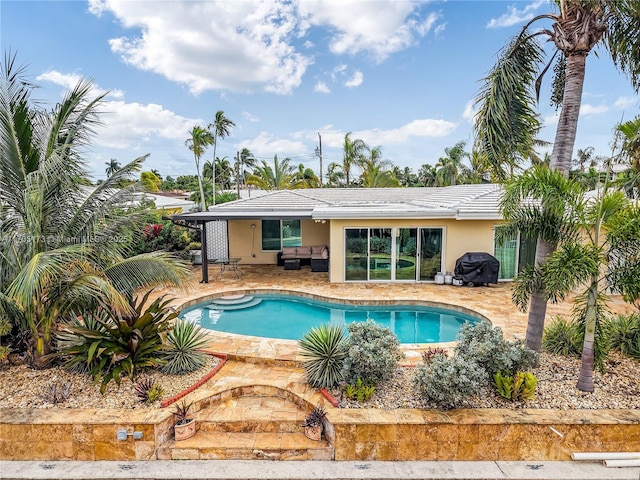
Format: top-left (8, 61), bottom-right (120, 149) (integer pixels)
top-left (105, 158), bottom-right (121, 177)
top-left (499, 165), bottom-right (640, 392)
top-left (342, 132), bottom-right (367, 187)
top-left (360, 164), bottom-right (400, 188)
top-left (208, 110), bottom-right (235, 206)
top-left (185, 125), bottom-right (213, 211)
top-left (474, 0), bottom-right (640, 353)
top-left (435, 141), bottom-right (469, 187)
top-left (235, 147), bottom-right (256, 195)
top-left (246, 155), bottom-right (304, 190)
top-left (0, 57), bottom-right (190, 364)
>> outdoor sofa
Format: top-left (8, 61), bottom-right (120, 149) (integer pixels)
top-left (277, 245), bottom-right (329, 272)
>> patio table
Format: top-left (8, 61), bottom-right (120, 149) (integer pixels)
top-left (212, 257), bottom-right (242, 280)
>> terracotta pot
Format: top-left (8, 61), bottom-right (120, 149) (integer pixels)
top-left (304, 425), bottom-right (322, 441)
top-left (174, 418), bottom-right (196, 441)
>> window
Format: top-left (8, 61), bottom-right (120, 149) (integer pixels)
top-left (261, 219), bottom-right (301, 251)
top-left (494, 230), bottom-right (536, 280)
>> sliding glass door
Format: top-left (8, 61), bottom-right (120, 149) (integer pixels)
top-left (344, 227), bottom-right (442, 282)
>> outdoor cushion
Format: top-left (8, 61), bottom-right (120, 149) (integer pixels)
top-left (281, 246), bottom-right (297, 259)
top-left (311, 246), bottom-right (329, 259)
top-left (296, 246), bottom-right (312, 258)
top-left (311, 246), bottom-right (324, 255)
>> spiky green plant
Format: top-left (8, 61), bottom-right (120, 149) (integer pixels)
top-left (605, 313), bottom-right (640, 359)
top-left (298, 323), bottom-right (348, 388)
top-left (162, 320), bottom-right (210, 374)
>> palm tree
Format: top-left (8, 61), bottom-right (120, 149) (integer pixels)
top-left (435, 141), bottom-right (469, 187)
top-left (295, 163), bottom-right (320, 188)
top-left (105, 158), bottom-right (121, 177)
top-left (235, 147), bottom-right (256, 196)
top-left (185, 125), bottom-right (213, 211)
top-left (150, 169), bottom-right (162, 181)
top-left (342, 132), bottom-right (367, 187)
top-left (417, 164), bottom-right (438, 187)
top-left (326, 162), bottom-right (344, 187)
top-left (246, 155), bottom-right (304, 190)
top-left (208, 110), bottom-right (235, 206)
top-left (0, 57), bottom-right (190, 365)
top-left (615, 116), bottom-right (640, 198)
top-left (474, 0), bottom-right (640, 353)
top-left (499, 165), bottom-right (640, 392)
top-left (360, 164), bottom-right (400, 188)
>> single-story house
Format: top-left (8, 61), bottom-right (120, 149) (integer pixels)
top-left (172, 185), bottom-right (535, 283)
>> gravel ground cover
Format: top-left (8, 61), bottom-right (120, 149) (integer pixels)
top-left (0, 356), bottom-right (220, 409)
top-left (330, 352), bottom-right (640, 410)
top-left (0, 353), bottom-right (638, 411)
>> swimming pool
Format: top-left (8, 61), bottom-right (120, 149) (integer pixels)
top-left (179, 293), bottom-right (482, 343)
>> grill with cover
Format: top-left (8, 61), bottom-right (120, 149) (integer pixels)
top-left (453, 252), bottom-right (500, 287)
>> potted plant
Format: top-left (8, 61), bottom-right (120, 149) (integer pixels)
top-left (173, 399), bottom-right (196, 441)
top-left (302, 406), bottom-right (326, 441)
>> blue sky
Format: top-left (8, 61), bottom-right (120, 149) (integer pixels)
top-left (2, 0), bottom-right (639, 182)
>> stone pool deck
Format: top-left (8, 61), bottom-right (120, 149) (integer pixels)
top-left (1, 265), bottom-right (638, 463)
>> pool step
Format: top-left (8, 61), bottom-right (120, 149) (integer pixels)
top-left (167, 395), bottom-right (333, 461)
top-left (210, 295), bottom-right (254, 305)
top-left (207, 297), bottom-right (262, 311)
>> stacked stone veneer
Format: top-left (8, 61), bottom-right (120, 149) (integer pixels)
top-left (331, 408), bottom-right (640, 461)
top-left (2, 405), bottom-right (639, 461)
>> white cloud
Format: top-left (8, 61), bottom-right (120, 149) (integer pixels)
top-left (355, 119), bottom-right (457, 145)
top-left (298, 0), bottom-right (440, 61)
top-left (344, 70), bottom-right (363, 88)
top-left (614, 96), bottom-right (637, 109)
top-left (94, 101), bottom-right (198, 149)
top-left (91, 0), bottom-right (312, 95)
top-left (314, 81), bottom-right (331, 94)
top-left (240, 131), bottom-right (308, 159)
top-left (434, 22), bottom-right (447, 38)
top-left (36, 70), bottom-right (124, 99)
top-left (242, 111), bottom-right (260, 123)
top-left (486, 1), bottom-right (545, 29)
top-left (580, 104), bottom-right (608, 116)
top-left (462, 100), bottom-right (477, 123)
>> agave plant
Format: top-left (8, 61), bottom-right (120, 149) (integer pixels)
top-left (162, 319), bottom-right (210, 374)
top-left (298, 323), bottom-right (347, 388)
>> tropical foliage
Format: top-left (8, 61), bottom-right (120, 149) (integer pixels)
top-left (185, 125), bottom-right (213, 210)
top-left (208, 110), bottom-right (235, 205)
top-left (474, 0), bottom-right (640, 359)
top-left (0, 55), bottom-right (190, 365)
top-left (162, 319), bottom-right (211, 375)
top-left (298, 323), bottom-right (348, 388)
top-left (54, 292), bottom-right (177, 393)
top-left (246, 155), bottom-right (306, 190)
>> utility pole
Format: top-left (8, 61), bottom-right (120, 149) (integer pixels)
top-left (236, 151), bottom-right (240, 198)
top-left (315, 132), bottom-right (323, 187)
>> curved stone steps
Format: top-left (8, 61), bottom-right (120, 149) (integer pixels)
top-left (206, 297), bottom-right (262, 311)
top-left (169, 395), bottom-right (333, 461)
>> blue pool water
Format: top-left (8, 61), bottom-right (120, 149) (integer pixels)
top-left (179, 293), bottom-right (481, 343)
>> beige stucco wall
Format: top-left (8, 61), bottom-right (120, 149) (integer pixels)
top-left (228, 219), bottom-right (330, 265)
top-left (328, 219), bottom-right (499, 283)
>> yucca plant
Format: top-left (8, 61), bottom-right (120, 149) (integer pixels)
top-left (298, 323), bottom-right (347, 388)
top-left (162, 320), bottom-right (210, 374)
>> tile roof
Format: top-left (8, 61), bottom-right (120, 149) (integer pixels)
top-left (173, 184), bottom-right (504, 221)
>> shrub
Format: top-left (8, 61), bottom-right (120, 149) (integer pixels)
top-left (343, 378), bottom-right (375, 402)
top-left (604, 313), bottom-right (640, 359)
top-left (493, 371), bottom-right (538, 402)
top-left (298, 323), bottom-right (348, 388)
top-left (542, 316), bottom-right (582, 357)
top-left (414, 354), bottom-right (484, 410)
top-left (162, 320), bottom-right (210, 374)
top-left (135, 377), bottom-right (165, 403)
top-left (455, 321), bottom-right (537, 382)
top-left (543, 315), bottom-right (609, 372)
top-left (342, 320), bottom-right (404, 385)
top-left (421, 347), bottom-right (448, 364)
top-left (55, 291), bottom-right (176, 393)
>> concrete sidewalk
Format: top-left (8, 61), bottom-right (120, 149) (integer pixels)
top-left (1, 460), bottom-right (639, 480)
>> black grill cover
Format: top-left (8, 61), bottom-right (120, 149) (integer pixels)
top-left (454, 252), bottom-right (500, 286)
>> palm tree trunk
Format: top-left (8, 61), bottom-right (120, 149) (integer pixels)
top-left (549, 53), bottom-right (587, 175)
top-left (577, 278), bottom-right (599, 392)
top-left (525, 237), bottom-right (554, 353)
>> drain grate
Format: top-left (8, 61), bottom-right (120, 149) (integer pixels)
top-left (39, 464), bottom-right (55, 470)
